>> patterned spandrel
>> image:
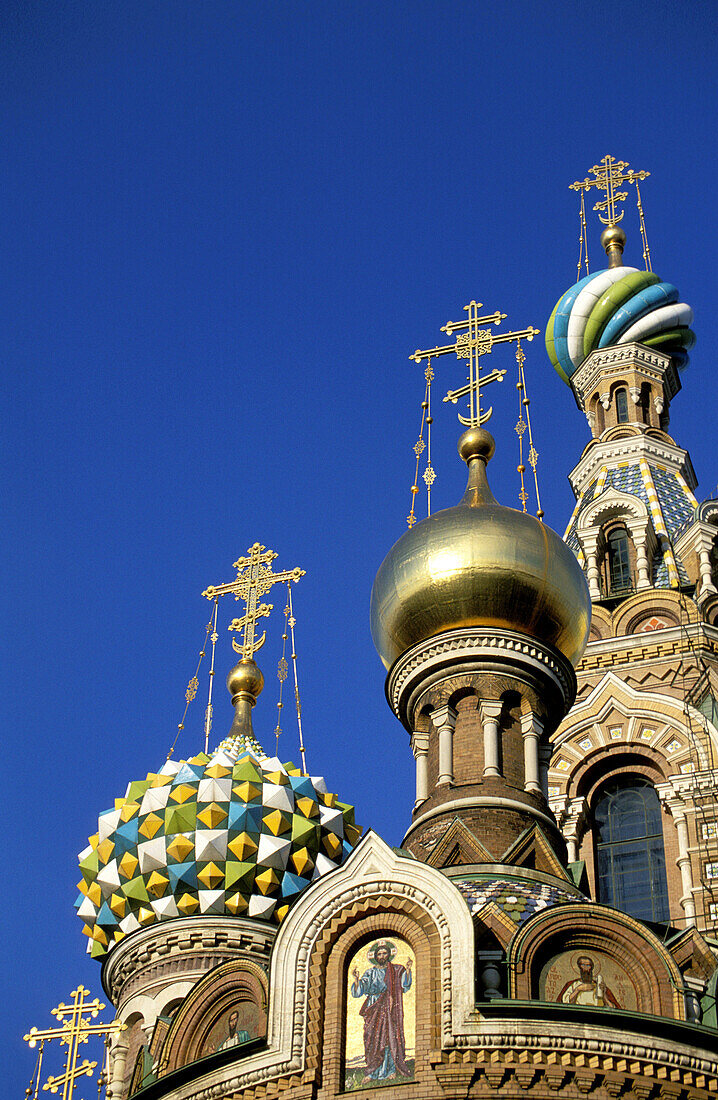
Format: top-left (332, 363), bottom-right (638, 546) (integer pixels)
top-left (451, 875), bottom-right (579, 926)
top-left (564, 481), bottom-right (597, 549)
top-left (565, 462), bottom-right (694, 589)
top-left (651, 466), bottom-right (695, 536)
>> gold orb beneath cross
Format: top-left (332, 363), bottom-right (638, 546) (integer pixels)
top-left (370, 430), bottom-right (591, 670)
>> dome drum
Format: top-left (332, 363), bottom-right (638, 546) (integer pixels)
top-left (101, 914), bottom-right (276, 1013)
top-left (387, 625), bottom-right (577, 736)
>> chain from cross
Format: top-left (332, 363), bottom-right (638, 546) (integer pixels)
top-left (23, 985), bottom-right (125, 1100)
top-left (410, 301), bottom-right (539, 427)
top-left (570, 154), bottom-right (650, 227)
top-left (202, 543), bottom-right (305, 660)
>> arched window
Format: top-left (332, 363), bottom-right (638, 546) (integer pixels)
top-left (607, 527), bottom-right (632, 594)
top-left (594, 779), bottom-right (670, 923)
top-left (615, 387), bottom-right (629, 424)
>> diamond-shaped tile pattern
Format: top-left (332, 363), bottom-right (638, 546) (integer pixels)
top-left (452, 875), bottom-right (578, 925)
top-left (565, 461), bottom-right (695, 589)
top-left (76, 743), bottom-right (361, 958)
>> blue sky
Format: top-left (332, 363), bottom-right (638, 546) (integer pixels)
top-left (4, 1), bottom-right (717, 1089)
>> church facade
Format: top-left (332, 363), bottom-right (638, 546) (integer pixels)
top-left (75, 164), bottom-right (718, 1100)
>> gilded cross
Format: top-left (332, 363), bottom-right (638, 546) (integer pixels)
top-left (23, 985), bottom-right (125, 1100)
top-left (410, 301), bottom-right (539, 427)
top-left (570, 154), bottom-right (649, 226)
top-left (202, 543), bottom-right (305, 659)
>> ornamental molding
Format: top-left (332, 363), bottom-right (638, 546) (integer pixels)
top-left (571, 342), bottom-right (681, 409)
top-left (434, 1022), bottom-right (718, 1078)
top-left (576, 621), bottom-right (718, 674)
top-left (386, 627), bottom-right (576, 729)
top-left (577, 486), bottom-right (650, 534)
top-left (102, 917), bottom-right (275, 1006)
top-left (551, 671), bottom-right (718, 777)
top-left (568, 434), bottom-right (697, 497)
top-left (159, 831), bottom-right (476, 1100)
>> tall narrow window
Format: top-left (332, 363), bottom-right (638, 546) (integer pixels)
top-left (607, 528), bottom-right (631, 594)
top-left (615, 388), bottom-right (629, 423)
top-left (594, 780), bottom-right (670, 923)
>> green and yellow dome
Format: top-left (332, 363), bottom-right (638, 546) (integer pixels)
top-left (75, 737), bottom-right (361, 958)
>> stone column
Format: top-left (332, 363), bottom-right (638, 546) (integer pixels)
top-left (698, 542), bottom-right (717, 598)
top-left (562, 797), bottom-right (587, 864)
top-left (581, 533), bottom-right (601, 600)
top-left (659, 787), bottom-right (697, 927)
top-left (538, 742), bottom-right (552, 801)
top-left (631, 519), bottom-right (651, 590)
top-left (520, 712), bottom-right (543, 794)
top-left (432, 705), bottom-right (457, 787)
top-left (107, 1030), bottom-right (130, 1100)
top-left (673, 810), bottom-right (697, 927)
top-left (411, 731), bottom-right (430, 808)
top-left (480, 700), bottom-right (503, 778)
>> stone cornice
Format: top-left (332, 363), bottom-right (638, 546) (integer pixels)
top-left (568, 433), bottom-right (697, 498)
top-left (102, 916), bottom-right (276, 1007)
top-left (386, 627), bottom-right (576, 733)
top-left (570, 342), bottom-right (681, 411)
top-left (576, 621), bottom-right (718, 673)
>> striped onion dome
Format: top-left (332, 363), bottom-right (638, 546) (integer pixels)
top-left (75, 736), bottom-right (361, 958)
top-left (546, 267), bottom-right (695, 384)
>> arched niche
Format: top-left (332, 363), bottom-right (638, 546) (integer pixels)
top-left (157, 959), bottom-right (267, 1076)
top-left (614, 589), bottom-right (690, 636)
top-left (509, 903), bottom-right (685, 1019)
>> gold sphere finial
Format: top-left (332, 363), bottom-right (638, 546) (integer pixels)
top-left (601, 224), bottom-right (627, 268)
top-left (227, 658), bottom-right (264, 704)
top-left (458, 426), bottom-right (495, 465)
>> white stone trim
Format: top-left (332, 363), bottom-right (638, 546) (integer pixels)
top-left (160, 832), bottom-right (475, 1100)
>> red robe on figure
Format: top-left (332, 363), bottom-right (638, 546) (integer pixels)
top-left (358, 962), bottom-right (410, 1078)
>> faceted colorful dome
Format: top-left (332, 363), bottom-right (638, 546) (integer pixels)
top-left (75, 739), bottom-right (361, 958)
top-left (546, 266), bottom-right (695, 384)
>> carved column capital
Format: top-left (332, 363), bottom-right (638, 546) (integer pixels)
top-left (431, 704), bottom-right (458, 731)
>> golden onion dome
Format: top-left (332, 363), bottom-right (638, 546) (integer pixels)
top-left (370, 428), bottom-right (591, 670)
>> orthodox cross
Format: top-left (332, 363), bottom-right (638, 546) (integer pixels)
top-left (410, 301), bottom-right (539, 426)
top-left (23, 985), bottom-right (125, 1100)
top-left (202, 543), bottom-right (305, 658)
top-left (570, 154), bottom-right (649, 226)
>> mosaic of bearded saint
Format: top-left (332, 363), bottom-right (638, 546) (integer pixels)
top-left (557, 954), bottom-right (621, 1008)
top-left (347, 939), bottom-right (414, 1087)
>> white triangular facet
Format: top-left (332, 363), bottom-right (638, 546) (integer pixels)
top-left (319, 805), bottom-right (344, 836)
top-left (96, 859), bottom-right (121, 894)
top-left (248, 894), bottom-right (276, 919)
top-left (198, 889), bottom-right (226, 914)
top-left (77, 896), bottom-right (98, 921)
top-left (151, 896), bottom-right (179, 919)
top-left (257, 833), bottom-right (291, 869)
top-left (313, 852), bottom-right (338, 878)
top-left (140, 785), bottom-right (172, 814)
top-left (262, 783), bottom-right (293, 813)
top-left (197, 776), bottom-right (232, 803)
top-left (98, 809), bottom-right (122, 843)
top-left (120, 912), bottom-right (141, 935)
top-left (194, 829), bottom-right (228, 862)
top-left (137, 837), bottom-right (167, 874)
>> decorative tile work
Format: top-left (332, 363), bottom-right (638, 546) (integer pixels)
top-left (76, 743), bottom-right (361, 958)
top-left (565, 458), bottom-right (694, 590)
top-left (452, 875), bottom-right (578, 926)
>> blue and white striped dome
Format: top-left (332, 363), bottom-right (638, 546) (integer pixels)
top-left (546, 267), bottom-right (695, 384)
